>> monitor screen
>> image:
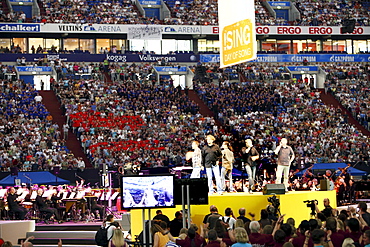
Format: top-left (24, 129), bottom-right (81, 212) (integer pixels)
top-left (120, 175), bottom-right (175, 209)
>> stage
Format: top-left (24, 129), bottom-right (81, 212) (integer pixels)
top-left (130, 190), bottom-right (337, 236)
top-left (0, 191), bottom-right (336, 246)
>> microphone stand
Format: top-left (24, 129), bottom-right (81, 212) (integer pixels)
top-left (75, 173), bottom-right (84, 181)
top-left (23, 174), bottom-right (32, 189)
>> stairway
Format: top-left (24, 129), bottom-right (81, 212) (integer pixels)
top-left (37, 0), bottom-right (46, 16)
top-left (195, 65), bottom-right (208, 83)
top-left (238, 71), bottom-right (247, 82)
top-left (103, 72), bottom-right (112, 83)
top-left (187, 90), bottom-right (214, 117)
top-left (2, 0), bottom-right (10, 16)
top-left (38, 90), bottom-right (91, 167)
top-left (187, 89), bottom-right (226, 130)
top-left (319, 89), bottom-right (370, 136)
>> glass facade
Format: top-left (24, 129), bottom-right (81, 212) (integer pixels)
top-left (80, 39), bottom-right (94, 53)
top-left (96, 39), bottom-right (110, 53)
top-left (45, 39), bottom-right (60, 51)
top-left (0, 38), bottom-right (12, 51)
top-left (13, 38), bottom-right (27, 53)
top-left (63, 38), bottom-right (79, 51)
top-left (198, 39), bottom-right (220, 52)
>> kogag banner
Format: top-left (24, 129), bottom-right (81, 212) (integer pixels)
top-left (127, 25), bottom-right (162, 40)
top-left (218, 0), bottom-right (257, 67)
top-left (0, 53), bottom-right (199, 63)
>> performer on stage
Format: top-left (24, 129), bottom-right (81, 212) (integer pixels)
top-left (221, 141), bottom-right (235, 192)
top-left (6, 187), bottom-right (27, 220)
top-left (36, 188), bottom-right (61, 224)
top-left (274, 138), bottom-right (295, 191)
top-left (323, 170), bottom-right (335, 191)
top-left (91, 197), bottom-right (104, 220)
top-left (202, 135), bottom-right (222, 194)
top-left (242, 139), bottom-right (259, 193)
top-left (51, 188), bottom-right (66, 221)
top-left (189, 141), bottom-right (203, 178)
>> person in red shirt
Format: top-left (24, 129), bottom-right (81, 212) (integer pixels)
top-left (205, 230), bottom-right (222, 247)
top-left (291, 220), bottom-right (313, 247)
top-left (325, 217), bottom-right (344, 247)
top-left (273, 229), bottom-right (286, 247)
top-left (248, 221), bottom-right (274, 247)
top-left (344, 218), bottom-right (362, 243)
top-left (174, 225), bottom-right (206, 247)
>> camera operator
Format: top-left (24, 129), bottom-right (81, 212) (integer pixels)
top-left (315, 198), bottom-right (334, 218)
top-left (267, 196), bottom-right (280, 221)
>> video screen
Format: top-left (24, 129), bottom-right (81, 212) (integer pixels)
top-left (120, 175), bottom-right (175, 209)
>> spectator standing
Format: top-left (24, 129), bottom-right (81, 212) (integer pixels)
top-left (153, 210), bottom-right (170, 226)
top-left (206, 207), bottom-right (222, 230)
top-left (63, 123), bottom-right (69, 140)
top-left (169, 211), bottom-right (183, 237)
top-left (232, 227), bottom-right (252, 247)
top-left (237, 208), bottom-right (251, 223)
top-left (34, 93), bottom-right (43, 103)
top-left (77, 157), bottom-right (85, 172)
top-left (220, 207), bottom-right (236, 229)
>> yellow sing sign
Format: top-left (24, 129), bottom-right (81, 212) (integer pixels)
top-left (221, 19), bottom-right (255, 66)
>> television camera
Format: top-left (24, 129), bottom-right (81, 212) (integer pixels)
top-left (304, 200), bottom-right (318, 216)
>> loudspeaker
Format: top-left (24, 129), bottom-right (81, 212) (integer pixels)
top-left (174, 178), bottom-right (208, 205)
top-left (10, 167), bottom-right (18, 176)
top-left (341, 19), bottom-right (356, 33)
top-left (52, 167), bottom-right (60, 175)
top-left (263, 184), bottom-right (286, 195)
top-left (320, 179), bottom-right (330, 191)
top-left (32, 163), bottom-right (38, 171)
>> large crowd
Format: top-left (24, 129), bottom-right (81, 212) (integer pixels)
top-left (328, 78), bottom-right (370, 130)
top-left (0, 60), bottom-right (368, 175)
top-left (164, 0), bottom-right (218, 25)
top-left (2, 0), bottom-right (369, 26)
top-left (34, 0), bottom-right (150, 24)
top-left (294, 0), bottom-right (370, 26)
top-left (194, 65), bottom-right (369, 168)
top-left (148, 201), bottom-right (370, 247)
top-left (0, 79), bottom-right (80, 172)
top-left (53, 69), bottom-right (221, 170)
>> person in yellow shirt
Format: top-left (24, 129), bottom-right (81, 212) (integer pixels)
top-left (152, 222), bottom-right (170, 247)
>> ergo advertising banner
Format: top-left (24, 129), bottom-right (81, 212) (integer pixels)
top-left (0, 23), bottom-right (369, 35)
